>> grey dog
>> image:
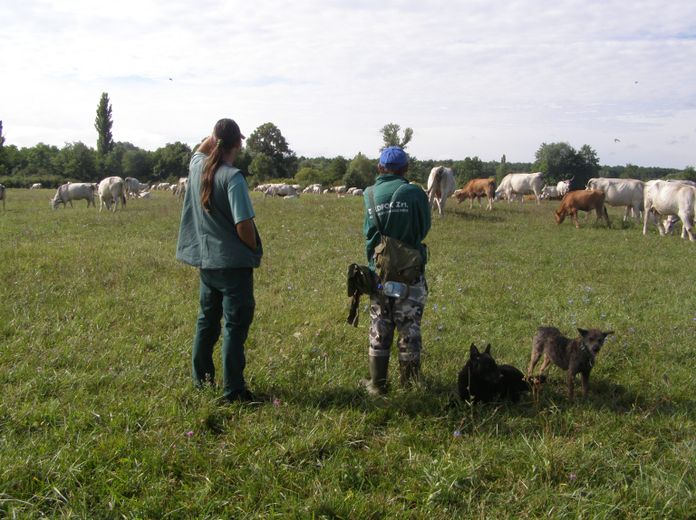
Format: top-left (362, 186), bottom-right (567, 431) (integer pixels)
top-left (528, 327), bottom-right (613, 399)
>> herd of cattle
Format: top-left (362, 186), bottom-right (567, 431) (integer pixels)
top-left (254, 183), bottom-right (364, 198)
top-left (2, 169), bottom-right (694, 240)
top-left (26, 177), bottom-right (189, 212)
top-left (424, 167), bottom-right (696, 240)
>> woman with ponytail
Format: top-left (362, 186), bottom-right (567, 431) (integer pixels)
top-left (176, 118), bottom-right (263, 403)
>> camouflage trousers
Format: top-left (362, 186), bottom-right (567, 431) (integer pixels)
top-left (368, 279), bottom-right (427, 363)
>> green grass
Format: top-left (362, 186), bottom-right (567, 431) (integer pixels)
top-left (1, 188), bottom-right (694, 518)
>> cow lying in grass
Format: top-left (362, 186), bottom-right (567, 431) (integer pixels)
top-left (554, 189), bottom-right (610, 229)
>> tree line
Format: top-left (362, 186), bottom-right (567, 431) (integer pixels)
top-left (0, 95), bottom-right (692, 190)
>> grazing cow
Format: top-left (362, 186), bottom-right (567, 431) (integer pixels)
top-left (98, 176), bottom-right (127, 212)
top-left (642, 180), bottom-right (695, 240)
top-left (124, 177), bottom-right (149, 198)
top-left (51, 183), bottom-right (96, 209)
top-left (264, 183), bottom-right (298, 198)
top-left (0, 184), bottom-right (5, 210)
top-left (351, 188), bottom-right (364, 196)
top-left (555, 189), bottom-right (610, 228)
top-left (30, 183), bottom-right (42, 190)
top-left (334, 185), bottom-right (347, 195)
top-left (556, 178), bottom-right (573, 197)
top-left (138, 191), bottom-right (152, 199)
top-left (496, 172), bottom-right (544, 204)
top-left (174, 177), bottom-right (188, 200)
top-left (453, 177), bottom-right (497, 210)
top-left (540, 185), bottom-right (560, 200)
top-left (586, 178), bottom-right (644, 222)
top-left (427, 166), bottom-right (456, 217)
top-left (302, 184), bottom-right (322, 194)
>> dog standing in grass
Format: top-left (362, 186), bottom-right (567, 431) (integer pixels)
top-left (528, 327), bottom-right (613, 399)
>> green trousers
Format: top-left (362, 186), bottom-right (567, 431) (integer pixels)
top-left (192, 268), bottom-right (255, 400)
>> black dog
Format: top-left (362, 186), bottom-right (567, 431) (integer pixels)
top-left (458, 343), bottom-right (534, 403)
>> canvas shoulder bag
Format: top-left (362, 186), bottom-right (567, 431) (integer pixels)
top-left (368, 185), bottom-right (424, 284)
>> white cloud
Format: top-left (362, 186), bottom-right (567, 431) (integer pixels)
top-left (1, 0), bottom-right (695, 167)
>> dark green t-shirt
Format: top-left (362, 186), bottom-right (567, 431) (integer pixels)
top-left (363, 174), bottom-right (431, 270)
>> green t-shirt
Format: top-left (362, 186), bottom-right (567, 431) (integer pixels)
top-left (176, 152), bottom-right (262, 269)
top-left (363, 174), bottom-right (431, 270)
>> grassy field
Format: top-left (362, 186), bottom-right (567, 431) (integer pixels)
top-left (1, 187), bottom-right (694, 519)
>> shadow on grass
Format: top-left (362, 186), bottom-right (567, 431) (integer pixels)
top-left (278, 373), bottom-right (696, 421)
top-left (522, 375), bottom-right (696, 417)
top-left (275, 373), bottom-right (459, 418)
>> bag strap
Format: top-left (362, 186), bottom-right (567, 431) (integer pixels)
top-left (367, 187), bottom-right (385, 236)
top-left (368, 183), bottom-right (408, 238)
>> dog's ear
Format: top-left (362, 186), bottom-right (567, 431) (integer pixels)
top-left (469, 343), bottom-right (479, 357)
top-left (484, 344), bottom-right (492, 355)
top-left (578, 328), bottom-right (588, 337)
top-left (602, 331), bottom-right (614, 339)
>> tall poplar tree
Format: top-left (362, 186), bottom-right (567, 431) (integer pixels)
top-left (380, 123), bottom-right (413, 150)
top-left (95, 92), bottom-right (114, 156)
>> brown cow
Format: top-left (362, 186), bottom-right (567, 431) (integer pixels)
top-left (453, 178), bottom-right (497, 210)
top-left (555, 189), bottom-right (610, 228)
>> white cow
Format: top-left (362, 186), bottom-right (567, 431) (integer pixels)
top-left (334, 185), bottom-right (347, 195)
top-left (30, 183), bottom-right (42, 190)
top-left (124, 177), bottom-right (149, 198)
top-left (427, 166), bottom-right (456, 217)
top-left (642, 180), bottom-right (695, 240)
top-left (495, 172), bottom-right (544, 204)
top-left (556, 178), bottom-right (573, 197)
top-left (174, 177), bottom-right (188, 200)
top-left (540, 185), bottom-right (559, 200)
top-left (302, 183), bottom-right (322, 194)
top-left (264, 183), bottom-right (298, 198)
top-left (351, 188), bottom-right (364, 196)
top-left (51, 183), bottom-right (96, 209)
top-left (586, 177), bottom-right (644, 221)
top-left (98, 176), bottom-right (127, 212)
top-left (660, 181), bottom-right (696, 233)
top-left (0, 184), bottom-right (5, 210)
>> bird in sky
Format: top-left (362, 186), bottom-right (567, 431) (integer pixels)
top-left (614, 138), bottom-right (621, 143)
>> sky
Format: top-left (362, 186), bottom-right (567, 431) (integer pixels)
top-left (2, 0), bottom-right (696, 168)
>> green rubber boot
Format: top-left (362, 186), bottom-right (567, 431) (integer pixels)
top-left (361, 355), bottom-right (389, 396)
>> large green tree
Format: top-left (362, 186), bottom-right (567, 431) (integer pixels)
top-left (95, 92), bottom-right (114, 156)
top-left (0, 120), bottom-right (5, 149)
top-left (343, 153), bottom-right (375, 189)
top-left (246, 122), bottom-right (297, 178)
top-left (121, 146), bottom-right (153, 181)
top-left (380, 123), bottom-right (413, 150)
top-left (248, 153), bottom-right (275, 181)
top-left (151, 142), bottom-right (191, 181)
top-left (326, 156), bottom-right (348, 185)
top-left (55, 142), bottom-right (97, 181)
top-left (533, 142), bottom-right (599, 188)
